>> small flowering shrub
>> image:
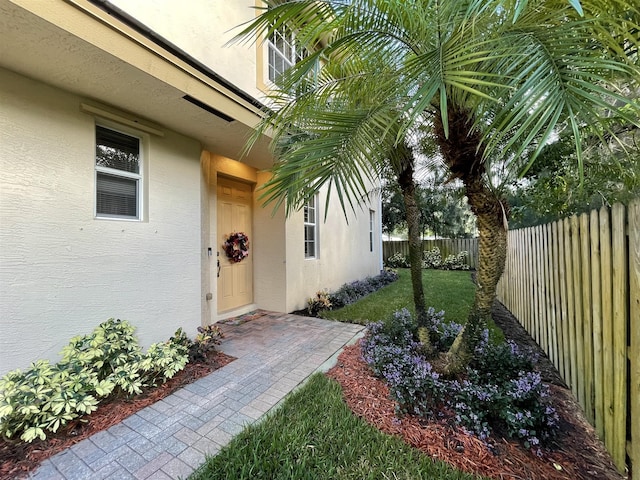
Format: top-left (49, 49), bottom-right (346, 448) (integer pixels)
top-left (441, 251), bottom-right (470, 270)
top-left (385, 252), bottom-right (410, 268)
top-left (361, 309), bottom-right (559, 450)
top-left (305, 270), bottom-right (399, 315)
top-left (422, 247), bottom-right (442, 269)
top-left (423, 247), bottom-right (470, 270)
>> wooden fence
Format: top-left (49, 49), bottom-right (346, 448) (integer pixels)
top-left (383, 238), bottom-right (479, 269)
top-left (496, 199), bottom-right (639, 476)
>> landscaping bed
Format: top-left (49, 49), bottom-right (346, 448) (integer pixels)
top-left (326, 302), bottom-right (622, 480)
top-left (0, 350), bottom-right (234, 480)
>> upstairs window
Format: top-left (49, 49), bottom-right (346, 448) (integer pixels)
top-left (304, 195), bottom-right (318, 258)
top-left (95, 125), bottom-right (141, 219)
top-left (268, 24), bottom-right (306, 82)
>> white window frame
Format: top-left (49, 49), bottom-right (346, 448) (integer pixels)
top-left (369, 209), bottom-right (375, 253)
top-left (94, 123), bottom-right (143, 221)
top-left (304, 195), bottom-right (319, 259)
top-left (267, 23), bottom-right (306, 82)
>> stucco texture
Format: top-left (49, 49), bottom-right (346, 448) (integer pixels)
top-left (0, 69), bottom-right (203, 375)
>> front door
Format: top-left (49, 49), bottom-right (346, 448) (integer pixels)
top-left (217, 178), bottom-right (253, 312)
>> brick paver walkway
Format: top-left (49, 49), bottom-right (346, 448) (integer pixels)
top-left (29, 311), bottom-right (363, 480)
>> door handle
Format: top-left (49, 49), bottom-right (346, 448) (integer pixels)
top-left (217, 252), bottom-right (221, 278)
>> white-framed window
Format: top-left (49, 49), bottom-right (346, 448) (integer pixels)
top-left (369, 209), bottom-right (375, 252)
top-left (95, 124), bottom-right (142, 220)
top-left (268, 23), bottom-right (306, 82)
top-left (304, 195), bottom-right (318, 259)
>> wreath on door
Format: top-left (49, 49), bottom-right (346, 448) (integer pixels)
top-left (222, 232), bottom-right (250, 263)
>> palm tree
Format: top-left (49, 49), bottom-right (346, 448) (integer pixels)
top-left (238, 0), bottom-right (639, 371)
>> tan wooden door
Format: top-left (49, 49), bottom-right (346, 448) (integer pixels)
top-left (217, 178), bottom-right (253, 312)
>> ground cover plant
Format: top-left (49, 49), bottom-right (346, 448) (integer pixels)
top-left (361, 309), bottom-right (559, 451)
top-left (306, 269), bottom-right (398, 316)
top-left (190, 373), bottom-right (482, 480)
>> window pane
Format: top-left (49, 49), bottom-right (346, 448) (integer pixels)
top-left (305, 225), bottom-right (316, 258)
top-left (96, 172), bottom-right (138, 217)
top-left (268, 23), bottom-right (307, 82)
top-left (96, 126), bottom-right (140, 173)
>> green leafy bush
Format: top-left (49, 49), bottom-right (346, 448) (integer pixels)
top-left (190, 325), bottom-right (224, 362)
top-left (422, 247), bottom-right (442, 269)
top-left (0, 319), bottom-right (189, 443)
top-left (386, 248), bottom-right (469, 270)
top-left (440, 251), bottom-right (470, 271)
top-left (0, 360), bottom-right (104, 443)
top-left (307, 290), bottom-right (332, 316)
top-left (423, 247), bottom-right (470, 270)
top-left (385, 252), bottom-right (410, 268)
top-left (169, 325), bottom-right (223, 362)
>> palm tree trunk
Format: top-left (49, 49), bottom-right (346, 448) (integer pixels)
top-left (394, 146), bottom-right (428, 330)
top-left (446, 176), bottom-right (507, 370)
top-left (433, 107), bottom-right (508, 372)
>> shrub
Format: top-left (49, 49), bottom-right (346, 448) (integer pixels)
top-left (330, 271), bottom-right (398, 309)
top-left (307, 290), bottom-right (332, 316)
top-left (190, 325), bottom-right (224, 362)
top-left (385, 252), bottom-right (410, 268)
top-left (422, 247), bottom-right (470, 270)
top-left (422, 247), bottom-right (442, 269)
top-left (386, 248), bottom-right (470, 270)
top-left (0, 319), bottom-right (190, 443)
top-left (361, 310), bottom-right (559, 450)
top-left (305, 271), bottom-right (399, 316)
top-left (441, 251), bottom-right (470, 271)
top-left (0, 360), bottom-right (104, 442)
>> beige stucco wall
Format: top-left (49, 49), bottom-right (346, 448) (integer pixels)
top-left (108, 0), bottom-right (262, 99)
top-left (200, 157), bottom-right (382, 316)
top-left (284, 185), bottom-right (383, 313)
top-left (0, 68), bottom-right (204, 376)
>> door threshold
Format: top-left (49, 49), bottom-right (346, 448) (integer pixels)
top-left (215, 303), bottom-right (258, 323)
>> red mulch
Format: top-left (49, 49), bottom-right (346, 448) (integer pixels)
top-left (0, 351), bottom-right (235, 480)
top-left (326, 343), bottom-right (624, 480)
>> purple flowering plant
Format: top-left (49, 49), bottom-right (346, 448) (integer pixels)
top-left (361, 309), bottom-right (559, 451)
top-left (307, 270), bottom-right (399, 315)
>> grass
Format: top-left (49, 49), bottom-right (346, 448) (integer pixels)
top-left (322, 269), bottom-right (504, 343)
top-left (322, 269), bottom-right (475, 324)
top-left (189, 373), bottom-right (483, 480)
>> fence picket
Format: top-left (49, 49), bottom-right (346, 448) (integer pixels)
top-left (600, 207), bottom-right (615, 456)
top-left (571, 216), bottom-right (585, 410)
top-left (546, 223), bottom-right (557, 368)
top-left (563, 218), bottom-right (574, 388)
top-left (580, 213), bottom-right (594, 424)
top-left (629, 198), bottom-right (640, 474)
top-left (552, 221), bottom-right (563, 374)
top-left (611, 204), bottom-right (627, 471)
top-left (591, 208), bottom-right (604, 439)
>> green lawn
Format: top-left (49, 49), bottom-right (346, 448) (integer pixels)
top-left (190, 373), bottom-right (484, 480)
top-left (321, 268), bottom-right (474, 325)
top-left (322, 268), bottom-right (504, 343)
